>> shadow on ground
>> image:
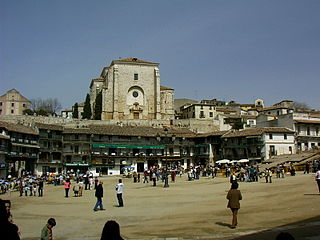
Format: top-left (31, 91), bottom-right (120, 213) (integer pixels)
top-left (232, 216), bottom-right (320, 240)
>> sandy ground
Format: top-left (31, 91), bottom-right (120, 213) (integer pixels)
top-left (3, 172), bottom-right (320, 240)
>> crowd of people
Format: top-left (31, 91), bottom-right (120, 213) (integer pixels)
top-left (1, 158), bottom-right (319, 239)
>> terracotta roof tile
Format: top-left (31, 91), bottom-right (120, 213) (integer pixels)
top-left (0, 121), bottom-right (38, 135)
top-left (35, 123), bottom-right (64, 131)
top-left (112, 58), bottom-right (159, 65)
top-left (294, 120), bottom-right (320, 124)
top-left (160, 86), bottom-right (174, 90)
top-left (222, 127), bottom-right (294, 138)
top-left (63, 125), bottom-right (195, 138)
top-left (195, 131), bottom-right (228, 138)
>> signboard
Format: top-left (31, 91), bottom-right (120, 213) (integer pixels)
top-left (65, 163), bottom-right (90, 166)
top-left (92, 144), bottom-right (165, 149)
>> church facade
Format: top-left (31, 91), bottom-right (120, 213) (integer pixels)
top-left (90, 58), bottom-right (174, 120)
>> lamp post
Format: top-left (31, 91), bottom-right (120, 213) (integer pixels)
top-left (162, 128), bottom-right (176, 188)
top-left (163, 128), bottom-right (169, 188)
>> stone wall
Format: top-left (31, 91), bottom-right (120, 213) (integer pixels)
top-left (0, 115), bottom-right (223, 133)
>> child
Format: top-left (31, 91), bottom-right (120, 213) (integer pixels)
top-left (41, 218), bottom-right (56, 240)
top-left (33, 184), bottom-right (37, 196)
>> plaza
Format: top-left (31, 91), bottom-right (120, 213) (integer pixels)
top-left (4, 172), bottom-right (320, 240)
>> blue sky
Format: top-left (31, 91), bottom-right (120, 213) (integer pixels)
top-left (1, 0), bottom-right (320, 110)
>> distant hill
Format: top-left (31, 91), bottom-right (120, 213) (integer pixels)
top-left (174, 98), bottom-right (198, 112)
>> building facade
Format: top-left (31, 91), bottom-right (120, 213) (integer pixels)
top-left (93, 58), bottom-right (174, 121)
top-left (221, 127), bottom-right (295, 161)
top-left (0, 89), bottom-right (31, 116)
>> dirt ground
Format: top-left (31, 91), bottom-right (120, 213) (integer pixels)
top-left (3, 172), bottom-right (320, 240)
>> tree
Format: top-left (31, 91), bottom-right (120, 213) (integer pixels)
top-left (30, 97), bottom-right (62, 115)
top-left (47, 98), bottom-right (62, 114)
top-left (94, 91), bottom-right (102, 120)
top-left (73, 103), bottom-right (79, 119)
top-left (23, 109), bottom-right (34, 115)
top-left (292, 101), bottom-right (310, 110)
top-left (232, 119), bottom-right (244, 130)
top-left (82, 94), bottom-right (92, 119)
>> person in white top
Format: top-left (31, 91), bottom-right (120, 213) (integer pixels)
top-left (315, 167), bottom-right (320, 194)
top-left (115, 179), bottom-right (124, 207)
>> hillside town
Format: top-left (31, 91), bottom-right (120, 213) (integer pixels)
top-left (0, 58), bottom-right (320, 179)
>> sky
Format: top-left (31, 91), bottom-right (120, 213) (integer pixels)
top-left (1, 0), bottom-right (320, 110)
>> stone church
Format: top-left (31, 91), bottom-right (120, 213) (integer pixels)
top-left (90, 58), bottom-right (174, 120)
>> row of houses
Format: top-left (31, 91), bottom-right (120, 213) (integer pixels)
top-left (0, 119), bottom-right (301, 178)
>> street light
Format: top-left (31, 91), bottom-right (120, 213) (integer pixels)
top-left (162, 128), bottom-right (176, 188)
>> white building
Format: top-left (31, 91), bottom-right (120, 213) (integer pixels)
top-left (222, 127), bottom-right (295, 161)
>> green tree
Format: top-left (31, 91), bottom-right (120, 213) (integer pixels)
top-left (232, 119), bottom-right (244, 130)
top-left (23, 109), bottom-right (34, 115)
top-left (73, 103), bottom-right (79, 119)
top-left (94, 91), bottom-right (102, 120)
top-left (82, 94), bottom-right (92, 119)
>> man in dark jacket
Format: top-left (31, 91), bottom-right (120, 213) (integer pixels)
top-left (93, 181), bottom-right (105, 211)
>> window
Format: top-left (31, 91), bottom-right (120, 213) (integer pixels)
top-left (23, 104), bottom-right (26, 107)
top-left (11, 110), bottom-right (14, 114)
top-left (0, 102), bottom-right (2, 106)
top-left (284, 134), bottom-right (287, 140)
top-left (289, 146), bottom-right (292, 153)
top-left (133, 112), bottom-right (139, 119)
top-left (132, 91), bottom-right (139, 98)
top-left (269, 134), bottom-right (273, 139)
top-left (134, 73), bottom-right (138, 80)
top-left (209, 112), bottom-right (213, 117)
top-left (11, 103), bottom-right (14, 107)
top-left (307, 127), bottom-right (310, 136)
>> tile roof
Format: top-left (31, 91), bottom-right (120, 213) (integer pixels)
top-left (0, 121), bottom-right (38, 135)
top-left (112, 58), bottom-right (159, 65)
top-left (0, 89), bottom-right (30, 103)
top-left (294, 120), bottom-right (320, 124)
top-left (63, 125), bottom-right (195, 138)
top-left (160, 86), bottom-right (174, 90)
top-left (222, 127), bottom-right (294, 138)
top-left (0, 134), bottom-right (10, 140)
top-left (258, 106), bottom-right (291, 111)
top-left (35, 123), bottom-right (64, 131)
top-left (216, 107), bottom-right (237, 113)
top-left (194, 131), bottom-right (228, 138)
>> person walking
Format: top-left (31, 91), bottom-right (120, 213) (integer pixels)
top-left (93, 181), bottom-right (105, 211)
top-left (115, 179), bottom-right (124, 207)
top-left (315, 167), bottom-right (320, 194)
top-left (40, 218), bottom-right (56, 240)
top-left (38, 179), bottom-right (44, 197)
top-left (151, 171), bottom-right (157, 186)
top-left (64, 179), bottom-right (71, 198)
top-left (226, 182), bottom-right (242, 229)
